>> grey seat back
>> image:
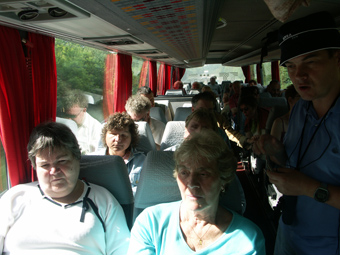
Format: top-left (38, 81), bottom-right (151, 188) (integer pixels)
top-left (173, 107), bottom-right (192, 121)
top-left (150, 106), bottom-right (167, 124)
top-left (160, 121), bottom-right (185, 150)
top-left (165, 89), bottom-right (184, 96)
top-left (133, 151), bottom-right (246, 222)
top-left (135, 121), bottom-right (157, 154)
top-left (79, 155), bottom-right (134, 229)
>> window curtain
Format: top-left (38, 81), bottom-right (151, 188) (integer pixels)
top-left (157, 63), bottom-right (171, 95)
top-left (171, 66), bottom-right (186, 88)
top-left (138, 60), bottom-right (149, 88)
top-left (0, 26), bottom-right (57, 186)
top-left (103, 53), bottom-right (116, 119)
top-left (149, 61), bottom-right (157, 96)
top-left (256, 63), bottom-right (263, 85)
top-left (241, 65), bottom-right (251, 83)
top-left (29, 32), bottom-right (57, 126)
top-left (114, 53), bottom-right (132, 113)
top-left (271, 61), bottom-right (280, 81)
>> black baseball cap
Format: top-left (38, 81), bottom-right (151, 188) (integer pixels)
top-left (278, 11), bottom-right (340, 66)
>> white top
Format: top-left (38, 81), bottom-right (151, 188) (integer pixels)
top-left (77, 112), bottom-right (102, 154)
top-left (149, 118), bottom-right (165, 146)
top-left (0, 181), bottom-right (130, 255)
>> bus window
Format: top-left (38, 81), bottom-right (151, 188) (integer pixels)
top-left (132, 56), bottom-right (144, 95)
top-left (0, 139), bottom-right (8, 193)
top-left (262, 62), bottom-right (272, 87)
top-left (181, 64), bottom-right (245, 86)
top-left (279, 65), bottom-right (292, 89)
top-left (55, 38), bottom-right (107, 123)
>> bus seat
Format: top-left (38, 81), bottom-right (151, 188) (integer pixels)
top-left (160, 121), bottom-right (185, 150)
top-left (133, 151), bottom-right (246, 222)
top-left (165, 89), bottom-right (184, 96)
top-left (150, 106), bottom-right (167, 124)
top-left (56, 117), bottom-right (78, 136)
top-left (189, 89), bottom-right (200, 95)
top-left (265, 105), bottom-right (289, 134)
top-left (79, 155), bottom-right (134, 230)
top-left (135, 121), bottom-right (157, 154)
top-left (173, 107), bottom-right (192, 121)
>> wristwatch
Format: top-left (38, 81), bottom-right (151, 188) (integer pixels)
top-left (314, 182), bottom-right (329, 203)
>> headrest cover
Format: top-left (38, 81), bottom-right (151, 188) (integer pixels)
top-left (278, 11), bottom-right (340, 66)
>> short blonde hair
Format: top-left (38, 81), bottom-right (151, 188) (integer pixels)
top-left (125, 94), bottom-right (151, 115)
top-left (174, 129), bottom-right (236, 187)
top-left (185, 108), bottom-right (218, 132)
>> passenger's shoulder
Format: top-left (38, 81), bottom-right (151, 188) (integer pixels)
top-left (1, 182), bottom-right (39, 204)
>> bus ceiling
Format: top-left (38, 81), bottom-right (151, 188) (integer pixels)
top-left (0, 0), bottom-right (339, 68)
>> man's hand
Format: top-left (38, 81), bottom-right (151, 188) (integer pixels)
top-left (252, 134), bottom-right (287, 166)
top-left (267, 168), bottom-right (319, 197)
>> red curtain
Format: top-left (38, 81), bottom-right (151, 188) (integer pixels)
top-left (241, 65), bottom-right (251, 83)
top-left (149, 61), bottom-right (157, 96)
top-left (157, 63), bottom-right (171, 95)
top-left (271, 61), bottom-right (280, 81)
top-left (29, 33), bottom-right (57, 125)
top-left (256, 63), bottom-right (263, 85)
top-left (172, 67), bottom-right (186, 87)
top-left (139, 61), bottom-right (148, 88)
top-left (0, 26), bottom-right (57, 186)
top-left (114, 53), bottom-right (132, 113)
top-left (103, 54), bottom-right (116, 119)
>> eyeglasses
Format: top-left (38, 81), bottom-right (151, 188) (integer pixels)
top-left (65, 108), bottom-right (84, 119)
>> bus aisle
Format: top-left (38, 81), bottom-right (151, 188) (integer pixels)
top-left (236, 161), bottom-right (277, 255)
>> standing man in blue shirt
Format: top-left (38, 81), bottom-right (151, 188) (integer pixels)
top-left (254, 11), bottom-right (340, 254)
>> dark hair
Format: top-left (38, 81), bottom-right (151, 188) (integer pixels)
top-left (238, 95), bottom-right (258, 109)
top-left (136, 86), bottom-right (153, 95)
top-left (241, 86), bottom-right (259, 98)
top-left (191, 92), bottom-right (216, 108)
top-left (27, 122), bottom-right (81, 169)
top-left (102, 112), bottom-right (139, 149)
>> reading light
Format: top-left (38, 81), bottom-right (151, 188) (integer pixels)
top-left (48, 7), bottom-right (68, 18)
top-left (18, 10), bottom-right (39, 21)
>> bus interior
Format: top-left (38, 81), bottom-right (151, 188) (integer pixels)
top-left (1, 1), bottom-right (340, 254)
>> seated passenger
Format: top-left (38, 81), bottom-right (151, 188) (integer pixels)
top-left (208, 76), bottom-right (222, 98)
top-left (136, 86), bottom-right (171, 121)
top-left (95, 112), bottom-right (145, 195)
top-left (59, 90), bottom-right (102, 154)
top-left (262, 80), bottom-right (281, 98)
top-left (125, 95), bottom-right (165, 150)
top-left (173, 80), bottom-right (186, 95)
top-left (239, 95), bottom-right (269, 140)
top-left (270, 84), bottom-right (300, 142)
top-left (166, 108), bottom-right (219, 151)
top-left (0, 122), bottom-right (130, 254)
top-left (128, 130), bottom-right (265, 254)
top-left (191, 81), bottom-right (201, 91)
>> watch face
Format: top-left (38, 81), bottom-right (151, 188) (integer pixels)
top-left (315, 188), bottom-right (329, 202)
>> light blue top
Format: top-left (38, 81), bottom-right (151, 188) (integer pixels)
top-left (280, 98), bottom-right (340, 253)
top-left (128, 201), bottom-right (265, 255)
top-left (94, 148), bottom-right (145, 195)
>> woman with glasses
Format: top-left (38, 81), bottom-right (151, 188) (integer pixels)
top-left (95, 112), bottom-right (145, 195)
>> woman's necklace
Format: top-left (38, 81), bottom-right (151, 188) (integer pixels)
top-left (191, 224), bottom-right (212, 245)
